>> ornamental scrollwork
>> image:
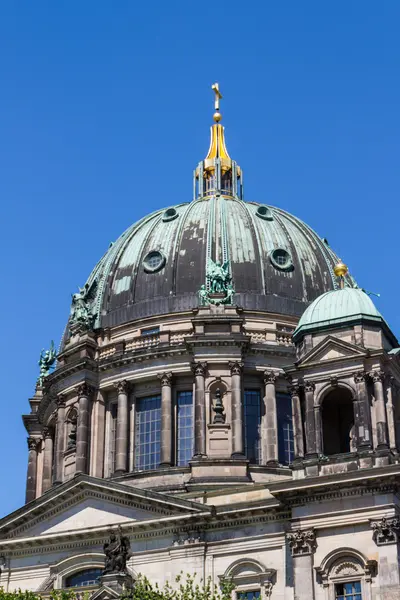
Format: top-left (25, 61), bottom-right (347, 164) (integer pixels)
top-left (158, 372), bottom-right (173, 387)
top-left (371, 516), bottom-right (400, 546)
top-left (287, 528), bottom-right (317, 556)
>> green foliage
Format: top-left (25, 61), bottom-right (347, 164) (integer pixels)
top-left (0, 590), bottom-right (90, 600)
top-left (123, 573), bottom-right (235, 600)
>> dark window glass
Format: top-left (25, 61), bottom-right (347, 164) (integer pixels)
top-left (135, 395), bottom-right (161, 470)
top-left (177, 391), bottom-right (194, 466)
top-left (237, 591), bottom-right (261, 600)
top-left (65, 568), bottom-right (102, 587)
top-left (335, 581), bottom-right (362, 600)
top-left (243, 390), bottom-right (261, 464)
top-left (141, 327), bottom-right (160, 336)
top-left (110, 403), bottom-right (118, 473)
top-left (277, 393), bottom-right (294, 465)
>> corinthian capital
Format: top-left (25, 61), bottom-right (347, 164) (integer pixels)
top-left (158, 372), bottom-right (173, 386)
top-left (289, 385), bottom-right (300, 397)
top-left (264, 370), bottom-right (277, 385)
top-left (42, 427), bottom-right (52, 439)
top-left (191, 362), bottom-right (207, 377)
top-left (304, 380), bottom-right (315, 393)
top-left (56, 394), bottom-right (66, 408)
top-left (371, 516), bottom-right (400, 546)
top-left (370, 370), bottom-right (384, 383)
top-left (76, 382), bottom-right (94, 397)
top-left (114, 380), bottom-right (129, 394)
top-left (354, 371), bottom-right (367, 384)
top-left (229, 361), bottom-right (243, 376)
top-left (27, 437), bottom-right (40, 451)
top-left (287, 528), bottom-right (317, 556)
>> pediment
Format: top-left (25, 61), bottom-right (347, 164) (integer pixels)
top-left (0, 475), bottom-right (207, 540)
top-left (297, 336), bottom-right (367, 367)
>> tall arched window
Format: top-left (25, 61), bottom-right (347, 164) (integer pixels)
top-left (322, 388), bottom-right (355, 455)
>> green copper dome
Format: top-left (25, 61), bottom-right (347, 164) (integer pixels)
top-left (293, 287), bottom-right (383, 341)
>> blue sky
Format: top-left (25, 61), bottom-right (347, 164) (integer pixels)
top-left (0, 2), bottom-right (399, 516)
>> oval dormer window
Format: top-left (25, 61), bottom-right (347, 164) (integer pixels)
top-left (143, 251), bottom-right (166, 273)
top-left (256, 205), bottom-right (273, 221)
top-left (270, 248), bottom-right (293, 271)
top-left (162, 207), bottom-right (179, 222)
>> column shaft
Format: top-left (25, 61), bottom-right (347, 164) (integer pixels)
top-left (372, 371), bottom-right (388, 449)
top-left (230, 362), bottom-right (244, 457)
top-left (91, 390), bottom-right (106, 477)
top-left (290, 386), bottom-right (304, 459)
top-left (42, 429), bottom-right (53, 492)
top-left (304, 382), bottom-right (316, 456)
top-left (54, 396), bottom-right (66, 484)
top-left (264, 372), bottom-right (278, 465)
top-left (159, 373), bottom-right (173, 466)
top-left (354, 372), bottom-right (372, 450)
top-left (26, 438), bottom-right (39, 503)
top-left (293, 554), bottom-right (315, 600)
top-left (76, 384), bottom-right (92, 474)
top-left (115, 381), bottom-right (129, 474)
top-left (192, 363), bottom-right (207, 458)
top-left (386, 380), bottom-right (397, 450)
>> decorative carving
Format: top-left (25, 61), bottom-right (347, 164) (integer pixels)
top-left (42, 427), bottom-right (52, 440)
top-left (264, 371), bottom-right (277, 385)
top-left (371, 516), bottom-right (400, 545)
top-left (334, 561), bottom-right (360, 576)
top-left (103, 526), bottom-right (132, 574)
top-left (76, 382), bottom-right (93, 397)
top-left (27, 437), bottom-right (39, 451)
top-left (172, 530), bottom-right (204, 546)
top-left (287, 529), bottom-right (317, 556)
top-left (37, 341), bottom-right (56, 386)
top-left (198, 259), bottom-right (235, 305)
top-left (114, 380), bottom-right (129, 394)
top-left (304, 380), bottom-right (315, 393)
top-left (158, 372), bottom-right (173, 387)
top-left (192, 362), bottom-right (207, 377)
top-left (289, 385), bottom-right (300, 397)
top-left (229, 361), bottom-right (243, 376)
top-left (69, 280), bottom-right (97, 335)
top-left (56, 394), bottom-right (66, 408)
top-left (212, 388), bottom-right (226, 424)
top-left (354, 371), bottom-right (367, 384)
top-left (264, 582), bottom-right (273, 598)
top-left (370, 370), bottom-right (384, 383)
top-left (330, 376), bottom-right (338, 387)
top-left (66, 408), bottom-right (78, 450)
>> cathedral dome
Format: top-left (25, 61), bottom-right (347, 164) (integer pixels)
top-left (293, 287), bottom-right (383, 341)
top-left (77, 198), bottom-right (350, 330)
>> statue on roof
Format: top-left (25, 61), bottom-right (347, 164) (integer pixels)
top-left (198, 259), bottom-right (235, 306)
top-left (69, 280), bottom-right (97, 334)
top-left (38, 341), bottom-right (56, 386)
top-left (103, 526), bottom-right (132, 574)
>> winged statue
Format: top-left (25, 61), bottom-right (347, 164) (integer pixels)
top-left (69, 279), bottom-right (98, 333)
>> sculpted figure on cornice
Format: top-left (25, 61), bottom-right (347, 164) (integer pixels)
top-left (198, 259), bottom-right (235, 305)
top-left (38, 341), bottom-right (56, 387)
top-left (69, 280), bottom-right (97, 335)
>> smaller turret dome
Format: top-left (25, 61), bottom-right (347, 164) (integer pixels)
top-left (293, 287), bottom-right (383, 341)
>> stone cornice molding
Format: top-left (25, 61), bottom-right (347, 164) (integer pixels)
top-left (287, 528), bottom-right (317, 556)
top-left (158, 372), bottom-right (173, 387)
top-left (229, 361), bottom-right (243, 376)
top-left (371, 516), bottom-right (400, 545)
top-left (191, 362), bottom-right (207, 377)
top-left (113, 380), bottom-right (129, 395)
top-left (263, 370), bottom-right (277, 385)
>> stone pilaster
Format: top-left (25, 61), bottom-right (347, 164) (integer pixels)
top-left (353, 371), bottom-right (372, 450)
top-left (192, 362), bottom-right (207, 458)
top-left (91, 389), bottom-right (106, 478)
top-left (370, 370), bottom-right (388, 450)
top-left (290, 385), bottom-right (304, 459)
top-left (42, 427), bottom-right (53, 492)
top-left (75, 383), bottom-right (92, 475)
top-left (229, 361), bottom-right (244, 458)
top-left (158, 372), bottom-right (173, 466)
top-left (304, 381), bottom-right (317, 457)
top-left (386, 377), bottom-right (397, 451)
top-left (371, 516), bottom-right (400, 545)
top-left (54, 395), bottom-right (66, 484)
top-left (26, 437), bottom-right (39, 503)
top-left (287, 529), bottom-right (317, 600)
top-left (263, 371), bottom-right (278, 465)
top-left (114, 380), bottom-right (130, 474)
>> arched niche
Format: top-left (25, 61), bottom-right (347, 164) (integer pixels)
top-left (320, 386), bottom-right (356, 455)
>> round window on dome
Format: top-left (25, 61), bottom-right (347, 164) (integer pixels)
top-left (143, 251), bottom-right (166, 273)
top-left (162, 207), bottom-right (179, 222)
top-left (270, 248), bottom-right (293, 271)
top-left (256, 205), bottom-right (274, 221)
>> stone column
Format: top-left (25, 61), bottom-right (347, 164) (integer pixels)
top-left (91, 389), bottom-right (106, 478)
top-left (26, 438), bottom-right (39, 503)
top-left (354, 371), bottom-right (372, 450)
top-left (114, 380), bottom-right (130, 474)
top-left (287, 529), bottom-right (317, 600)
top-left (54, 395), bottom-right (66, 484)
top-left (263, 371), bottom-right (279, 465)
top-left (371, 371), bottom-right (388, 450)
top-left (76, 383), bottom-right (92, 475)
top-left (304, 381), bottom-right (317, 456)
top-left (386, 378), bottom-right (397, 451)
top-left (192, 362), bottom-right (207, 458)
top-left (42, 427), bottom-right (54, 492)
top-left (159, 372), bottom-right (173, 466)
top-left (290, 385), bottom-right (304, 459)
top-left (229, 362), bottom-right (244, 458)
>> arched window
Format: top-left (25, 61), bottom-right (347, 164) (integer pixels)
top-left (221, 558), bottom-right (276, 599)
top-left (65, 568), bottom-right (102, 587)
top-left (316, 548), bottom-right (377, 600)
top-left (322, 388), bottom-right (355, 455)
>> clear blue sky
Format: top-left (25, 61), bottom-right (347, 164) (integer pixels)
top-left (1, 2), bottom-right (399, 517)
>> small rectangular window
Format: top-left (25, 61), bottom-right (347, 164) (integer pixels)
top-left (110, 403), bottom-right (118, 473)
top-left (177, 391), bottom-right (194, 466)
top-left (243, 390), bottom-right (261, 464)
top-left (141, 327), bottom-right (160, 336)
top-left (335, 581), bottom-right (362, 600)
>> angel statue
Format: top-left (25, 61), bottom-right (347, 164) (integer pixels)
top-left (207, 258), bottom-right (231, 294)
top-left (103, 526), bottom-right (132, 575)
top-left (38, 341), bottom-right (57, 386)
top-left (70, 280), bottom-right (97, 333)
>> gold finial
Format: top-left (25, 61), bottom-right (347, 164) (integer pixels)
top-left (212, 82), bottom-right (222, 122)
top-left (334, 260), bottom-right (348, 289)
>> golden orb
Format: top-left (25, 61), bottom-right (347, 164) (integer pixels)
top-left (334, 261), bottom-right (349, 278)
top-left (213, 111), bottom-right (222, 123)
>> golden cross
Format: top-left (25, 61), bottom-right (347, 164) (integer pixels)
top-left (212, 82), bottom-right (222, 111)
